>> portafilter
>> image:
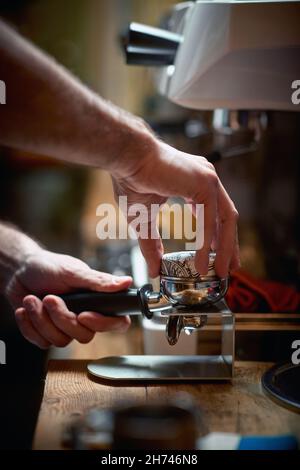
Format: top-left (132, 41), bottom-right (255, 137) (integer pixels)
top-left (46, 251), bottom-right (228, 345)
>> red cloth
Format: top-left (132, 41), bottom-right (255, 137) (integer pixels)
top-left (225, 270), bottom-right (300, 313)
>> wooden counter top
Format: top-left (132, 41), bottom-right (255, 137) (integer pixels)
top-left (33, 359), bottom-right (300, 450)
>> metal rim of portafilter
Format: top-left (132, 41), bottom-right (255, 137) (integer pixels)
top-left (158, 251), bottom-right (228, 345)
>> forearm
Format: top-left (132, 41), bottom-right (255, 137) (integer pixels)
top-left (0, 19), bottom-right (156, 176)
top-left (0, 222), bottom-right (42, 293)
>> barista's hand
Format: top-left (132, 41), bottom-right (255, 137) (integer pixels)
top-left (6, 250), bottom-right (132, 349)
top-left (112, 139), bottom-right (240, 278)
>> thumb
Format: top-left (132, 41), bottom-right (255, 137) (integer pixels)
top-left (68, 268), bottom-right (133, 292)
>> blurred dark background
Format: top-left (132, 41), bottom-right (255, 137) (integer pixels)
top-left (0, 0), bottom-right (299, 449)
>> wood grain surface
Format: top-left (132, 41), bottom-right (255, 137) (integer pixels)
top-left (33, 358), bottom-right (300, 449)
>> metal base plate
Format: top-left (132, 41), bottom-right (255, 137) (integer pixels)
top-left (262, 362), bottom-right (300, 413)
top-left (88, 355), bottom-right (233, 381)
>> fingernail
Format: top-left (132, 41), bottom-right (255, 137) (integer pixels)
top-left (43, 296), bottom-right (56, 312)
top-left (113, 275), bottom-right (132, 283)
top-left (24, 297), bottom-right (36, 313)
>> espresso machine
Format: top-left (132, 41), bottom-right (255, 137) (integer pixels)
top-left (124, 0), bottom-right (300, 111)
top-left (120, 0), bottom-right (300, 402)
top-left (60, 251), bottom-right (234, 381)
top-left (59, 0), bottom-right (300, 384)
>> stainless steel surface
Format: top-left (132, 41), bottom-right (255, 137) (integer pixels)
top-left (160, 278), bottom-right (228, 307)
top-left (88, 299), bottom-right (234, 381)
top-left (166, 314), bottom-right (207, 346)
top-left (88, 355), bottom-right (233, 381)
top-left (166, 316), bottom-right (183, 346)
top-left (87, 251), bottom-right (234, 381)
top-left (159, 251), bottom-right (228, 308)
top-left (144, 250), bottom-right (229, 347)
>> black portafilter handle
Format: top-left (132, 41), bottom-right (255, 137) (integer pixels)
top-left (55, 284), bottom-right (154, 319)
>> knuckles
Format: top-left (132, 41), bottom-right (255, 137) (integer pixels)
top-left (205, 160), bottom-right (216, 172)
top-left (208, 170), bottom-right (219, 187)
top-left (201, 169), bottom-right (219, 194)
top-left (61, 264), bottom-right (80, 281)
top-left (43, 294), bottom-right (60, 310)
top-left (229, 207), bottom-right (239, 222)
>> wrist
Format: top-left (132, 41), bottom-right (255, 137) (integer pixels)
top-left (112, 131), bottom-right (159, 180)
top-left (90, 98), bottom-right (158, 178)
top-left (0, 227), bottom-right (43, 297)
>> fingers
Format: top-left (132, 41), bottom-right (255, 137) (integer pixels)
top-left (21, 293), bottom-right (131, 349)
top-left (127, 196), bottom-right (164, 278)
top-left (114, 141), bottom-right (240, 280)
top-left (88, 272), bottom-right (133, 292)
top-left (63, 265), bottom-right (133, 293)
top-left (23, 296), bottom-right (72, 347)
top-left (138, 228), bottom-right (164, 278)
top-left (44, 295), bottom-right (130, 335)
top-left (42, 295), bottom-right (95, 344)
top-left (173, 157), bottom-right (238, 278)
top-left (21, 294), bottom-right (93, 347)
top-left (77, 312), bottom-right (131, 333)
top-left (17, 268), bottom-right (134, 348)
top-left (214, 182), bottom-right (240, 278)
top-left (178, 167), bottom-right (239, 277)
top-left (229, 228), bottom-right (241, 273)
top-left (194, 171), bottom-right (218, 275)
top-left (15, 307), bottom-right (51, 349)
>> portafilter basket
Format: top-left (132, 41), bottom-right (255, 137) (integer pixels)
top-left (160, 251), bottom-right (228, 308)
